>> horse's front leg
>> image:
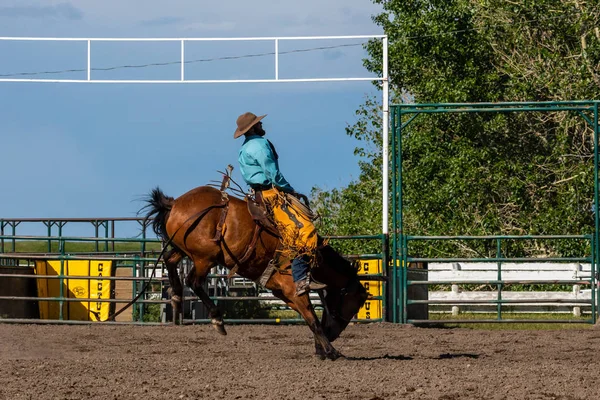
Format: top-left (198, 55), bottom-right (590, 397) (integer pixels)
top-left (186, 260), bottom-right (227, 335)
top-left (270, 276), bottom-right (342, 360)
top-left (313, 336), bottom-right (327, 360)
top-left (282, 291), bottom-right (341, 360)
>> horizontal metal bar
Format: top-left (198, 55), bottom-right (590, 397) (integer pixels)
top-left (0, 234), bottom-right (159, 242)
top-left (407, 234), bottom-right (592, 240)
top-left (191, 296), bottom-right (287, 301)
top-left (407, 257), bottom-right (592, 263)
top-left (407, 280), bottom-right (592, 285)
top-left (395, 100), bottom-right (598, 108)
top-left (0, 296), bottom-right (166, 303)
top-left (0, 253), bottom-right (160, 260)
top-left (0, 272), bottom-right (384, 282)
top-left (0, 78), bottom-right (383, 84)
top-left (325, 235), bottom-right (384, 240)
top-left (408, 319), bottom-right (594, 324)
top-left (0, 35), bottom-right (385, 42)
top-left (344, 254), bottom-right (383, 260)
top-left (0, 293), bottom-right (383, 304)
top-left (185, 295), bottom-right (384, 301)
top-left (1, 252), bottom-right (159, 257)
top-left (408, 299), bottom-right (593, 305)
top-left (0, 217), bottom-right (143, 222)
top-left (357, 275), bottom-right (386, 280)
top-left (0, 318), bottom-right (167, 325)
top-left (0, 273), bottom-right (167, 281)
top-left (1, 233), bottom-right (383, 242)
top-left (398, 106), bottom-right (594, 114)
top-left (182, 317), bottom-right (383, 324)
top-left (182, 318), bottom-right (307, 324)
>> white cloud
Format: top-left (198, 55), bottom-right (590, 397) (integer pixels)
top-left (0, 2), bottom-right (83, 20)
top-left (139, 16), bottom-right (185, 27)
top-left (66, 0), bottom-right (382, 36)
top-left (179, 21), bottom-right (237, 32)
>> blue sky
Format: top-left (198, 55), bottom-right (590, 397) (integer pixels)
top-left (0, 1), bottom-right (384, 237)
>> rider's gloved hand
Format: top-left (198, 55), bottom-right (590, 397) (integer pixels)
top-left (293, 192), bottom-right (310, 205)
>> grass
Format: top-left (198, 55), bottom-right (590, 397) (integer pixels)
top-left (425, 312), bottom-right (596, 330)
top-left (267, 309), bottom-right (323, 320)
top-left (267, 311), bottom-right (597, 330)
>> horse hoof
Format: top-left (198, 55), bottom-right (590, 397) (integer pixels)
top-left (327, 351), bottom-right (344, 361)
top-left (211, 319), bottom-right (227, 336)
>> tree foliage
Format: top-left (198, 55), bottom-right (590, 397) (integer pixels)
top-left (312, 0), bottom-right (600, 258)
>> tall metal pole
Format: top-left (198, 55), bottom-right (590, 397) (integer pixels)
top-left (391, 107), bottom-right (398, 322)
top-left (397, 107), bottom-right (404, 323)
top-left (595, 101), bottom-right (599, 323)
top-left (382, 36), bottom-right (389, 235)
top-left (381, 36), bottom-right (392, 320)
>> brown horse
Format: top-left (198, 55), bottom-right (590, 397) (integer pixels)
top-left (142, 185), bottom-right (368, 360)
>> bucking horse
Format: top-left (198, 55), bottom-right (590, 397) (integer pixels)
top-left (140, 175), bottom-right (369, 360)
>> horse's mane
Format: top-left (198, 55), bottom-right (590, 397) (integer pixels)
top-left (316, 241), bottom-right (358, 279)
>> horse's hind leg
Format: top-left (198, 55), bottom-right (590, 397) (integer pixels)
top-left (164, 248), bottom-right (184, 325)
top-left (185, 259), bottom-right (227, 336)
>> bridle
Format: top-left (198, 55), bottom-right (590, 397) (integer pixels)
top-left (320, 275), bottom-right (364, 323)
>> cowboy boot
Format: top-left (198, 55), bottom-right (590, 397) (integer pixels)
top-left (295, 274), bottom-right (327, 296)
top-left (307, 271), bottom-right (327, 290)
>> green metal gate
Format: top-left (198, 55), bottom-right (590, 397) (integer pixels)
top-left (390, 101), bottom-right (600, 324)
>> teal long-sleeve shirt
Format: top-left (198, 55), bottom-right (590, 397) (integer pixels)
top-left (238, 135), bottom-right (294, 193)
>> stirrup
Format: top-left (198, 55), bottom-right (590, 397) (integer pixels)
top-left (307, 271), bottom-right (327, 290)
top-left (295, 279), bottom-right (309, 296)
top-left (295, 276), bottom-right (327, 296)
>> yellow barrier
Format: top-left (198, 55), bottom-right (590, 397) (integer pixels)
top-left (356, 259), bottom-right (383, 320)
top-left (34, 260), bottom-right (113, 321)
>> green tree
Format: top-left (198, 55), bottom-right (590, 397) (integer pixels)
top-left (313, 0), bottom-right (600, 258)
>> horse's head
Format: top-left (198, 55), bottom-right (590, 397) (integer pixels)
top-left (312, 244), bottom-right (369, 342)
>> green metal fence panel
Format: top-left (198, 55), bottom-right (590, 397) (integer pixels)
top-left (391, 101), bottom-right (600, 324)
top-left (0, 226), bottom-right (386, 325)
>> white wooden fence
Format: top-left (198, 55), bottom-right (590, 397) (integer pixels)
top-left (422, 262), bottom-right (598, 315)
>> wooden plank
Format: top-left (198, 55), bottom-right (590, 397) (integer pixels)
top-left (429, 270), bottom-right (587, 281)
top-left (428, 262), bottom-right (592, 272)
top-left (113, 267), bottom-right (133, 322)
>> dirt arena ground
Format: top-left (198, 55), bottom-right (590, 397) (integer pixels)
top-left (0, 322), bottom-right (598, 400)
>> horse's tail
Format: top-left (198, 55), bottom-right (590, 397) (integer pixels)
top-left (141, 187), bottom-right (175, 243)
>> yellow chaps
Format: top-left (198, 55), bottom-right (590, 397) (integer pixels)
top-left (261, 187), bottom-right (317, 259)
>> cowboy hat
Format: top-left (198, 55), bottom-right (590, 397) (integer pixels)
top-left (233, 112), bottom-right (266, 139)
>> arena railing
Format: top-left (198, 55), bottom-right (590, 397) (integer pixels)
top-left (0, 224), bottom-right (387, 325)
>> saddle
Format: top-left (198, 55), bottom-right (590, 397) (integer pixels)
top-left (245, 190), bottom-right (279, 236)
